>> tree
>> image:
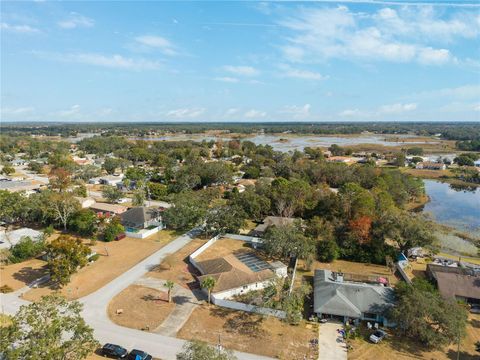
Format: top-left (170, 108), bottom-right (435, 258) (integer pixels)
top-left (393, 152), bottom-right (406, 167)
top-left (48, 192), bottom-right (80, 230)
top-left (263, 223), bottom-right (315, 260)
top-left (230, 189), bottom-right (270, 223)
top-left (49, 167), bottom-right (72, 192)
top-left (102, 185), bottom-right (123, 203)
top-left (347, 216), bottom-right (373, 245)
top-left (148, 181), bottom-right (168, 200)
top-left (454, 154), bottom-right (475, 167)
top-left (407, 147), bottom-right (424, 156)
top-left (0, 190), bottom-right (28, 224)
top-left (163, 191), bottom-right (208, 231)
top-left (132, 189), bottom-right (146, 206)
top-left (338, 182), bottom-right (375, 220)
top-left (103, 217), bottom-right (125, 242)
top-left (68, 209), bottom-right (98, 236)
top-left (0, 294), bottom-right (98, 360)
top-left (201, 276), bottom-right (216, 305)
top-left (164, 280), bottom-right (175, 303)
top-left (390, 280), bottom-right (468, 348)
top-left (204, 205), bottom-right (246, 236)
top-left (176, 340), bottom-right (237, 360)
top-left (317, 240), bottom-right (339, 262)
top-left (8, 236), bottom-right (46, 264)
top-left (1, 164), bottom-right (15, 175)
top-left (46, 235), bottom-right (91, 286)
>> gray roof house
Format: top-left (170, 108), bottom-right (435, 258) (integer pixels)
top-left (121, 207), bottom-right (162, 229)
top-left (314, 269), bottom-right (395, 326)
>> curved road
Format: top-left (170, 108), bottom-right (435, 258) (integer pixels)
top-left (0, 229), bottom-right (272, 360)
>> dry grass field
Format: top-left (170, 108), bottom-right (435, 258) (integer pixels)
top-left (0, 258), bottom-right (49, 291)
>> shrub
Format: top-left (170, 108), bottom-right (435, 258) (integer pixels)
top-left (317, 240), bottom-right (339, 262)
top-left (8, 237), bottom-right (45, 263)
top-left (0, 285), bottom-right (13, 293)
top-left (89, 253), bottom-right (100, 262)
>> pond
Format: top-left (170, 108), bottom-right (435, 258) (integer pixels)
top-left (129, 133), bottom-right (439, 152)
top-left (422, 180), bottom-right (480, 237)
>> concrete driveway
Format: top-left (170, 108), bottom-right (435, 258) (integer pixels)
top-left (318, 321), bottom-right (347, 360)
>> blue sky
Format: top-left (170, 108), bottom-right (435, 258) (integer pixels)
top-left (1, 0), bottom-right (479, 122)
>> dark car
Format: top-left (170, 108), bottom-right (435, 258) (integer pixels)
top-left (127, 349), bottom-right (153, 360)
top-left (101, 343), bottom-right (128, 358)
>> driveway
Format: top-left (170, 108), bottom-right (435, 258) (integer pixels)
top-left (318, 321), bottom-right (347, 360)
top-left (1, 228), bottom-right (272, 360)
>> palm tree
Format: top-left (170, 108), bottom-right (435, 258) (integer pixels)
top-left (201, 276), bottom-right (216, 305)
top-left (164, 280), bottom-right (175, 303)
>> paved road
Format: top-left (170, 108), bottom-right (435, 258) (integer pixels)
top-left (318, 321), bottom-right (347, 360)
top-left (1, 228), bottom-right (272, 360)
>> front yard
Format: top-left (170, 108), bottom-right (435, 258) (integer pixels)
top-left (22, 230), bottom-right (177, 301)
top-left (348, 313), bottom-right (480, 360)
top-left (177, 305), bottom-right (318, 359)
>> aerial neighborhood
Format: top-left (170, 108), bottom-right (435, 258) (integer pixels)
top-left (0, 122), bottom-right (479, 360)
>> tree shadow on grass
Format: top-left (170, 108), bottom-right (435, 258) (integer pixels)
top-left (469, 318), bottom-right (480, 329)
top-left (12, 265), bottom-right (49, 286)
top-left (223, 311), bottom-right (266, 337)
top-left (446, 349), bottom-right (479, 360)
top-left (172, 295), bottom-right (191, 305)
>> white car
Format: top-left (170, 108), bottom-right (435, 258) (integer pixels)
top-left (369, 330), bottom-right (387, 344)
top-left (116, 198), bottom-right (130, 204)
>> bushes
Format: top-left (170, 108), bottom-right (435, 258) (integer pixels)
top-left (8, 236), bottom-right (45, 263)
top-left (102, 218), bottom-right (124, 242)
top-left (0, 285), bottom-right (13, 293)
top-left (317, 240), bottom-right (339, 263)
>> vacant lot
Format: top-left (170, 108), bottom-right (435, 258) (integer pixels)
top-left (177, 306), bottom-right (318, 359)
top-left (107, 284), bottom-right (174, 331)
top-left (147, 238), bottom-right (206, 289)
top-left (23, 231), bottom-right (177, 301)
top-left (349, 313), bottom-right (480, 360)
top-left (0, 258), bottom-right (49, 292)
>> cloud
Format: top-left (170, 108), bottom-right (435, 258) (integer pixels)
top-left (278, 5), bottom-right (476, 64)
top-left (378, 103), bottom-right (417, 114)
top-left (1, 22), bottom-right (40, 34)
top-left (165, 108), bottom-right (205, 119)
top-left (225, 108), bottom-right (240, 116)
top-left (339, 109), bottom-right (362, 117)
top-left (214, 77), bottom-right (239, 83)
top-left (135, 35), bottom-right (177, 55)
top-left (223, 65), bottom-right (260, 76)
top-left (414, 84), bottom-right (480, 100)
top-left (280, 104), bottom-right (311, 119)
top-left (244, 109), bottom-right (267, 118)
top-left (1, 107), bottom-right (35, 116)
top-left (474, 104), bottom-right (480, 112)
top-left (57, 104), bottom-right (81, 117)
top-left (58, 12), bottom-right (94, 29)
top-left (278, 64), bottom-right (327, 80)
top-left (35, 52), bottom-right (162, 70)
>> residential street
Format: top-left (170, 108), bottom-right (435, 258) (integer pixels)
top-left (0, 229), bottom-right (273, 360)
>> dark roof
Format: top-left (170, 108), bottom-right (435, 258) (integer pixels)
top-left (313, 269), bottom-right (395, 318)
top-left (252, 216), bottom-right (298, 234)
top-left (121, 207), bottom-right (159, 225)
top-left (435, 272), bottom-right (480, 300)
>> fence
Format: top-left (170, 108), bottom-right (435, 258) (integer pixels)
top-left (213, 298), bottom-right (286, 319)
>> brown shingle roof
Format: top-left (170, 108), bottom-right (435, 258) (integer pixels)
top-left (435, 272), bottom-right (480, 300)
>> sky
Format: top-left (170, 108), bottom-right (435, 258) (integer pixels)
top-left (1, 0), bottom-right (480, 123)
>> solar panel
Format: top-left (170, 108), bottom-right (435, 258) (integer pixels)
top-left (234, 252), bottom-right (271, 272)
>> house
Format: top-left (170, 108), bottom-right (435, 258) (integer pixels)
top-left (0, 179), bottom-right (43, 193)
top-left (427, 263), bottom-right (480, 305)
top-left (89, 202), bottom-right (127, 217)
top-left (313, 269), bottom-right (395, 326)
top-left (74, 197), bottom-right (96, 209)
top-left (190, 237), bottom-right (287, 301)
top-left (0, 228), bottom-right (43, 250)
top-left (120, 206), bottom-right (163, 230)
top-left (89, 174), bottom-right (124, 186)
top-left (415, 161), bottom-right (446, 170)
top-left (250, 216), bottom-right (299, 237)
top-left (72, 156), bottom-right (93, 166)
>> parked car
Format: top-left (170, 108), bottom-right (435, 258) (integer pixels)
top-left (369, 330), bottom-right (387, 344)
top-left (101, 343), bottom-right (128, 358)
top-left (470, 305), bottom-right (480, 314)
top-left (127, 349), bottom-right (153, 360)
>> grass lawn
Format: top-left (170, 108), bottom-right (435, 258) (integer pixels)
top-left (0, 258), bottom-right (49, 292)
top-left (108, 284), bottom-right (175, 331)
top-left (147, 238), bottom-right (206, 289)
top-left (177, 305), bottom-right (318, 359)
top-left (348, 313), bottom-right (480, 360)
top-left (22, 230), bottom-right (177, 301)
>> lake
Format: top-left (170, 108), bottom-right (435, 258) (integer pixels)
top-left (129, 133), bottom-right (439, 152)
top-left (422, 180), bottom-right (480, 237)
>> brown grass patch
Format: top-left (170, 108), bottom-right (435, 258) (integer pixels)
top-left (0, 259), bottom-right (49, 291)
top-left (107, 285), bottom-right (175, 331)
top-left (22, 231), bottom-right (176, 301)
top-left (177, 306), bottom-right (318, 359)
top-left (349, 313), bottom-right (480, 360)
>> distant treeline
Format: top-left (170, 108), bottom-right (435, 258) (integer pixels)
top-left (1, 122), bottom-right (479, 141)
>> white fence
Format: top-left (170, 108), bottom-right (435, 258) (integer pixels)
top-left (125, 226), bottom-right (161, 239)
top-left (213, 298), bottom-right (286, 319)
